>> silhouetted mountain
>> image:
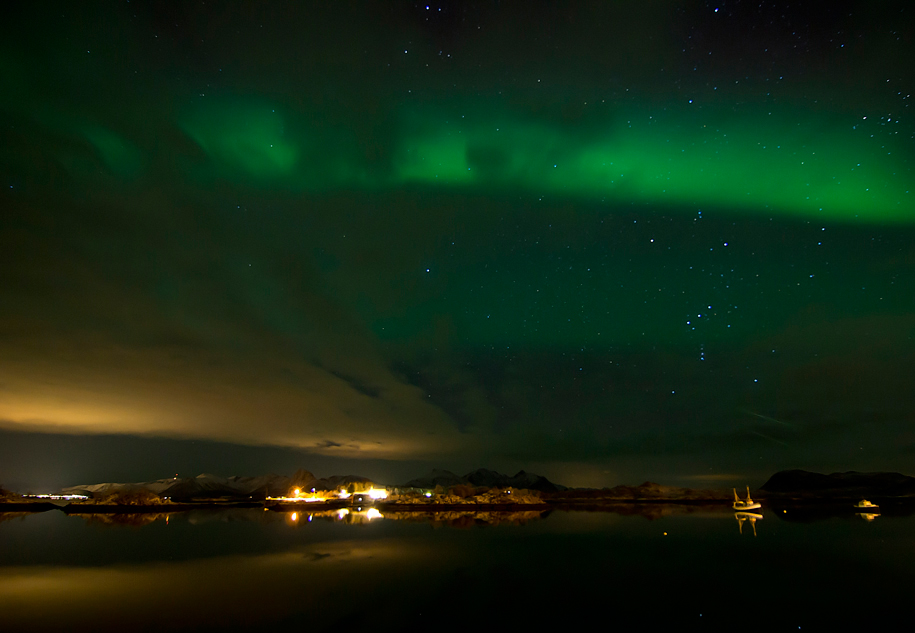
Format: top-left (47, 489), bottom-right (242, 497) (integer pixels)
top-left (549, 481), bottom-right (729, 501)
top-left (291, 469), bottom-right (317, 487)
top-left (64, 471), bottom-right (324, 502)
top-left (301, 475), bottom-right (375, 494)
top-left (403, 469), bottom-right (466, 489)
top-left (463, 468), bottom-right (507, 487)
top-left (507, 470), bottom-right (564, 493)
top-left (403, 468), bottom-right (565, 493)
top-left (61, 467), bottom-right (567, 501)
top-left (761, 470), bottom-right (915, 497)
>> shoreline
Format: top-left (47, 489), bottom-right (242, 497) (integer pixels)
top-left (3, 495), bottom-right (915, 515)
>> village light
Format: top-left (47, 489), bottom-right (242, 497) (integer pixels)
top-left (367, 488), bottom-right (388, 500)
top-left (267, 490), bottom-right (326, 503)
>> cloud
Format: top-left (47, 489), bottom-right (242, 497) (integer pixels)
top-left (0, 191), bottom-right (473, 459)
top-left (0, 336), bottom-right (467, 459)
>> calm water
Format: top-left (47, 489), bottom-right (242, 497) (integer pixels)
top-left (0, 505), bottom-right (911, 632)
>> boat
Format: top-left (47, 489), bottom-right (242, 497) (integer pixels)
top-left (735, 511), bottom-right (763, 536)
top-left (733, 486), bottom-right (761, 511)
top-left (854, 499), bottom-right (879, 510)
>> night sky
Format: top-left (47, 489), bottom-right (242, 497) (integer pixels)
top-left (2, 1), bottom-right (914, 491)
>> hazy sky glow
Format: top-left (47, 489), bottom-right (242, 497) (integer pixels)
top-left (1, 2), bottom-right (913, 490)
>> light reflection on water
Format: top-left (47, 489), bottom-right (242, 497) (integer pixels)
top-left (1, 506), bottom-right (912, 631)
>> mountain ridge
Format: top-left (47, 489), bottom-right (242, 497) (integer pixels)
top-left (56, 468), bottom-right (915, 503)
top-left (760, 469), bottom-right (915, 497)
top-left (60, 467), bottom-right (566, 500)
top-left (403, 468), bottom-right (566, 493)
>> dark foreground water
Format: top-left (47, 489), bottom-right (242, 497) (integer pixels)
top-left (0, 505), bottom-right (911, 632)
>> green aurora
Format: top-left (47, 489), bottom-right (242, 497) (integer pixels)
top-left (11, 93), bottom-right (912, 222)
top-left (1, 2), bottom-right (914, 489)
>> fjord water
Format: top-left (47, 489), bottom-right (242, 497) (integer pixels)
top-left (0, 507), bottom-right (911, 631)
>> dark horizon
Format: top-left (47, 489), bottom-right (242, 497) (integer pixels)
top-left (4, 426), bottom-right (911, 495)
top-left (2, 2), bottom-right (913, 492)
